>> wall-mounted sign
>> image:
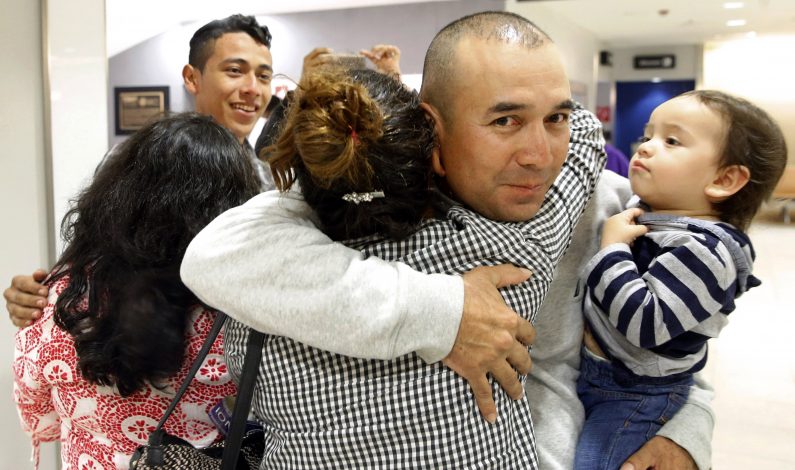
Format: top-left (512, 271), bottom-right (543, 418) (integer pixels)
top-left (114, 86), bottom-right (169, 135)
top-left (633, 54), bottom-right (676, 70)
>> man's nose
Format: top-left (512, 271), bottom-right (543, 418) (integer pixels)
top-left (240, 73), bottom-right (261, 96)
top-left (516, 122), bottom-right (552, 167)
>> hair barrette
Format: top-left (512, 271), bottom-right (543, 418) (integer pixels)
top-left (342, 190), bottom-right (385, 204)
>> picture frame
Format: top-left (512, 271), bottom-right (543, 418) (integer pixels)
top-left (114, 86), bottom-right (170, 135)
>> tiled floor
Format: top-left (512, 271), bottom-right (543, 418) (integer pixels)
top-left (704, 202), bottom-right (795, 469)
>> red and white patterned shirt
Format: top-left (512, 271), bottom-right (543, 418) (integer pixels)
top-left (13, 276), bottom-right (236, 470)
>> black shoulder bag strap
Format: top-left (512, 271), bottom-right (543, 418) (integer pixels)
top-left (142, 311), bottom-right (265, 470)
top-left (221, 326), bottom-right (265, 470)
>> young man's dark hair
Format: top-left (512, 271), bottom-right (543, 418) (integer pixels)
top-left (188, 14), bottom-right (272, 71)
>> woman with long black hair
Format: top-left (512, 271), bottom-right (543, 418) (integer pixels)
top-left (13, 113), bottom-right (260, 469)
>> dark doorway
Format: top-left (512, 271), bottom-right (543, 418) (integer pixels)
top-left (614, 80), bottom-right (696, 158)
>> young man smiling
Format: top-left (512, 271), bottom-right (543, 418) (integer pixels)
top-left (181, 14), bottom-right (273, 145)
top-left (4, 14), bottom-right (275, 325)
top-left (181, 14), bottom-right (275, 188)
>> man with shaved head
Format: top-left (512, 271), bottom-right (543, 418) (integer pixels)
top-left (419, 12), bottom-right (574, 223)
top-left (181, 11), bottom-right (711, 469)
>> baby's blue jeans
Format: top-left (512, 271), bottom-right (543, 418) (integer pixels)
top-left (574, 348), bottom-right (693, 470)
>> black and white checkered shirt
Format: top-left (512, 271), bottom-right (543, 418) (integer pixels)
top-left (225, 105), bottom-right (605, 469)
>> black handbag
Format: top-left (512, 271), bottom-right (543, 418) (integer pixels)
top-left (130, 312), bottom-right (266, 470)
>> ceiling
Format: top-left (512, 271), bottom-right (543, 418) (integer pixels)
top-left (534, 0), bottom-right (795, 47)
top-left (105, 0), bottom-right (458, 57)
top-left (106, 0), bottom-right (795, 56)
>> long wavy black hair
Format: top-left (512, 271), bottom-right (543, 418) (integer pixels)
top-left (50, 113), bottom-right (261, 396)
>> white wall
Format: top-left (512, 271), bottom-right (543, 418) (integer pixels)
top-left (0, 0), bottom-right (53, 468)
top-left (506, 0), bottom-right (601, 111)
top-left (703, 34), bottom-right (795, 164)
top-left (48, 0), bottom-right (109, 256)
top-left (263, 0), bottom-right (504, 79)
top-left (1, 0), bottom-right (107, 467)
top-left (107, 24), bottom-right (196, 148)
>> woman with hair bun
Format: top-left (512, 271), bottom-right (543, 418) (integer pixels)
top-left (13, 113), bottom-right (261, 469)
top-left (269, 68), bottom-right (438, 240)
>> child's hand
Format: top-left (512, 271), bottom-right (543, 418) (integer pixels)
top-left (600, 208), bottom-right (648, 249)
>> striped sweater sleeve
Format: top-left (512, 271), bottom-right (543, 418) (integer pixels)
top-left (584, 233), bottom-right (737, 349)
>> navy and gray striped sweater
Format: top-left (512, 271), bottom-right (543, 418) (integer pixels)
top-left (582, 212), bottom-right (759, 380)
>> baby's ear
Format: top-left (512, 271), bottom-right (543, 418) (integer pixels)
top-left (705, 164), bottom-right (750, 202)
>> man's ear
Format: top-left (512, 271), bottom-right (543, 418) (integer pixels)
top-left (705, 164), bottom-right (750, 202)
top-left (182, 64), bottom-right (200, 96)
top-left (419, 102), bottom-right (446, 177)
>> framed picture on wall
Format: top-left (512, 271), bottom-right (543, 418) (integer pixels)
top-left (114, 86), bottom-right (170, 135)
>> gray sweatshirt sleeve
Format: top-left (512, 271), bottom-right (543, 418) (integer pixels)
top-left (657, 373), bottom-right (715, 470)
top-left (181, 189), bottom-right (464, 363)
